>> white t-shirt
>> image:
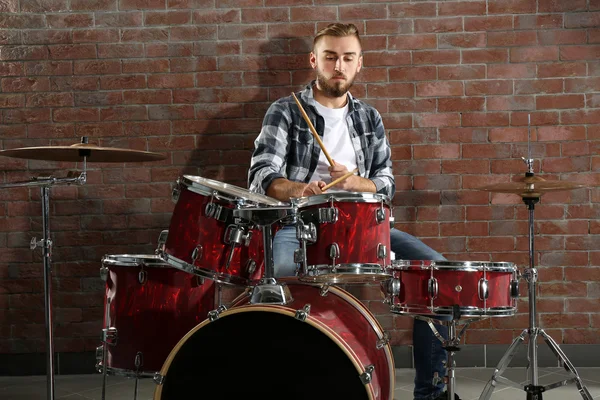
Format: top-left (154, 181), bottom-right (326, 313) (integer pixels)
top-left (312, 101), bottom-right (357, 191)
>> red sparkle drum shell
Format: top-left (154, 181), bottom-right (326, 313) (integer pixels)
top-left (98, 254), bottom-right (215, 376)
top-left (386, 260), bottom-right (519, 317)
top-left (294, 193), bottom-right (392, 284)
top-left (162, 175), bottom-right (284, 286)
top-left (154, 280), bottom-right (394, 400)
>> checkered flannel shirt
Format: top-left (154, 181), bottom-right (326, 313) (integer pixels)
top-left (248, 81), bottom-right (395, 198)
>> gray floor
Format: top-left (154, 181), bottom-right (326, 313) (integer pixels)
top-left (1, 367), bottom-right (599, 399)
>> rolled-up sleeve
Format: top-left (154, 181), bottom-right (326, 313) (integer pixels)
top-left (248, 102), bottom-right (291, 195)
top-left (368, 110), bottom-right (395, 198)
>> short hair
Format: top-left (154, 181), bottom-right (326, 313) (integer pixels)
top-left (313, 23), bottom-right (361, 49)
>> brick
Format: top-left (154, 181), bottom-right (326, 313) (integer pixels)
top-left (463, 143), bottom-right (511, 159)
top-left (123, 59), bottom-right (169, 73)
top-left (537, 94), bottom-right (585, 110)
top-left (462, 112), bottom-right (509, 127)
top-left (22, 30), bottom-right (71, 45)
top-left (414, 113), bottom-right (461, 128)
top-left (463, 49), bottom-right (509, 64)
top-left (438, 65), bottom-right (485, 80)
top-left (514, 79), bottom-right (562, 94)
top-left (123, 121), bottom-right (170, 136)
top-left (414, 17), bottom-right (462, 33)
top-left (0, 15), bottom-right (46, 29)
top-left (389, 2), bottom-right (436, 17)
top-left (71, 0), bottom-right (116, 10)
top-left (0, 0), bottom-right (18, 12)
top-left (173, 88), bottom-right (219, 103)
top-left (566, 77), bottom-right (600, 93)
top-left (537, 62), bottom-right (587, 78)
top-left (365, 20), bottom-right (412, 35)
top-left (100, 106), bottom-right (148, 121)
top-left (148, 104), bottom-right (194, 120)
top-left (439, 1), bottom-right (486, 16)
top-left (0, 94), bottom-right (24, 108)
top-left (193, 9), bottom-right (239, 24)
top-left (515, 14), bottom-right (563, 29)
top-left (540, 0), bottom-right (587, 12)
top-left (121, 28), bottom-right (169, 42)
top-left (169, 0), bottom-right (213, 7)
top-left (120, 0), bottom-right (165, 9)
top-left (0, 62), bottom-right (23, 76)
top-left (0, 30), bottom-right (20, 45)
top-left (562, 109), bottom-right (600, 125)
top-left (464, 16), bottom-right (513, 32)
top-left (98, 43), bottom-right (145, 58)
top-left (100, 75), bottom-right (146, 90)
top-left (241, 8), bottom-right (288, 23)
top-left (0, 45), bottom-right (48, 61)
top-left (46, 14), bottom-right (94, 28)
top-left (3, 108), bottom-right (51, 124)
top-left (413, 144), bottom-right (460, 159)
top-left (488, 31), bottom-right (537, 47)
top-left (511, 46), bottom-right (559, 62)
top-left (488, 96), bottom-right (535, 111)
top-left (95, 12), bottom-right (143, 27)
top-left (416, 82), bottom-right (463, 97)
top-left (489, 0), bottom-right (536, 14)
top-left (362, 51), bottom-right (411, 67)
top-left (388, 35), bottom-right (436, 50)
top-left (566, 236), bottom-right (600, 250)
top-left (537, 126), bottom-right (586, 141)
top-left (145, 10), bottom-right (191, 25)
top-left (26, 93), bottom-right (73, 108)
top-left (560, 45), bottom-right (600, 61)
top-left (488, 127), bottom-right (531, 142)
top-left (413, 50), bottom-right (460, 65)
top-left (542, 253), bottom-right (590, 267)
top-left (74, 60), bottom-right (120, 75)
top-left (171, 26), bottom-right (217, 41)
top-left (339, 4), bottom-right (387, 20)
top-left (76, 122), bottom-right (123, 137)
top-left (564, 329), bottom-right (600, 344)
top-left (538, 30), bottom-right (587, 45)
top-left (438, 97), bottom-right (484, 112)
top-left (1, 77), bottom-right (50, 92)
top-left (123, 90), bottom-right (171, 105)
top-left (74, 92), bottom-right (122, 106)
top-left (48, 44), bottom-right (97, 60)
top-left (389, 66), bottom-right (435, 82)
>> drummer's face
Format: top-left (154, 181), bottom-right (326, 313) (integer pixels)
top-left (310, 35), bottom-right (362, 98)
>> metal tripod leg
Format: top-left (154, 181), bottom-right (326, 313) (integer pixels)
top-left (540, 330), bottom-right (593, 400)
top-left (479, 329), bottom-right (527, 400)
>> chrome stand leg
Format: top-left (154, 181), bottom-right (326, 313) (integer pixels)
top-left (100, 344), bottom-right (108, 400)
top-left (41, 186), bottom-right (55, 400)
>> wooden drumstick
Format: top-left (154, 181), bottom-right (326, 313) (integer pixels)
top-left (322, 168), bottom-right (358, 192)
top-left (291, 92), bottom-right (335, 167)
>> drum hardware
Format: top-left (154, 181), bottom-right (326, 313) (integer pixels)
top-left (133, 352), bottom-right (143, 400)
top-left (208, 305), bottom-right (228, 321)
top-left (294, 304), bottom-right (311, 321)
top-left (329, 242), bottom-right (340, 264)
top-left (474, 124), bottom-right (592, 399)
top-left (0, 138), bottom-right (167, 400)
top-left (319, 284), bottom-right (330, 296)
top-left (190, 245), bottom-right (203, 263)
top-left (359, 365), bottom-right (376, 384)
top-left (319, 206), bottom-right (339, 223)
top-left (376, 332), bottom-right (391, 350)
top-left (155, 230), bottom-right (169, 255)
top-left (233, 206), bottom-right (296, 304)
top-left (377, 244), bottom-right (387, 260)
top-left (138, 269), bottom-right (147, 284)
top-left (223, 224), bottom-right (253, 269)
top-left (153, 372), bottom-right (165, 386)
top-left (376, 203), bottom-right (386, 224)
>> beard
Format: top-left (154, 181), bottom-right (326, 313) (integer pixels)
top-left (316, 69), bottom-right (355, 98)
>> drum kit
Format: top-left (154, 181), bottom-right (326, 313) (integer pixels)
top-left (0, 135), bottom-right (595, 400)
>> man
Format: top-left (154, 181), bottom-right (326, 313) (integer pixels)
top-left (248, 23), bottom-right (452, 400)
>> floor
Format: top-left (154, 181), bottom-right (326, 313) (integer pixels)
top-left (1, 367), bottom-right (599, 399)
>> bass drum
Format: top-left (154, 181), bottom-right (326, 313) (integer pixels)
top-left (153, 280), bottom-right (394, 400)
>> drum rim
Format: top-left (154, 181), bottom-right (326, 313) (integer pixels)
top-left (180, 175), bottom-right (287, 206)
top-left (154, 305), bottom-right (376, 400)
top-left (160, 252), bottom-right (254, 286)
top-left (390, 259), bottom-right (517, 272)
top-left (291, 192), bottom-right (392, 208)
top-left (390, 304), bottom-right (517, 317)
top-left (101, 254), bottom-right (167, 267)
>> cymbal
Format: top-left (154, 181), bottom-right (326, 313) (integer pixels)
top-left (0, 143), bottom-right (166, 163)
top-left (476, 175), bottom-right (588, 198)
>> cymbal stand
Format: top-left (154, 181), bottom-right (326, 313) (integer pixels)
top-left (478, 157), bottom-right (592, 400)
top-left (0, 165), bottom-right (87, 400)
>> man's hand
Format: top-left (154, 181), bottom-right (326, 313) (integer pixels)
top-left (302, 180), bottom-right (326, 196)
top-left (328, 160), bottom-right (357, 191)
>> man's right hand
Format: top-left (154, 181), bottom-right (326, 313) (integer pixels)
top-left (301, 181), bottom-right (326, 197)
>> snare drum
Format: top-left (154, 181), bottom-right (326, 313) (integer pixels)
top-left (154, 280), bottom-right (394, 400)
top-left (293, 192), bottom-right (392, 284)
top-left (384, 260), bottom-right (519, 317)
top-left (162, 175), bottom-right (286, 286)
top-left (96, 254), bottom-right (215, 377)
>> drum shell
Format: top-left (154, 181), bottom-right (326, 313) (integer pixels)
top-left (297, 193), bottom-right (391, 269)
top-left (387, 260), bottom-right (518, 317)
top-left (164, 180), bottom-right (265, 284)
top-left (154, 281), bottom-right (394, 400)
top-left (100, 254), bottom-right (215, 373)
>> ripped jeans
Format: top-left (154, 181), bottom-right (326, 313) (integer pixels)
top-left (273, 226), bottom-right (449, 400)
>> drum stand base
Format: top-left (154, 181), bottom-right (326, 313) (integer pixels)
top-left (249, 278), bottom-right (293, 305)
top-left (418, 314), bottom-right (476, 400)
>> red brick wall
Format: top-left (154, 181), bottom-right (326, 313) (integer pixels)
top-left (1, 1), bottom-right (599, 354)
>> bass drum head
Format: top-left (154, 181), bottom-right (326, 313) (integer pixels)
top-left (155, 310), bottom-right (370, 400)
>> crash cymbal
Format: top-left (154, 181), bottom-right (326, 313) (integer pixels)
top-left (476, 174), bottom-right (588, 198)
top-left (0, 143), bottom-right (166, 163)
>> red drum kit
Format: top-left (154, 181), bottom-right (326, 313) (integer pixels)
top-left (0, 137), bottom-right (594, 400)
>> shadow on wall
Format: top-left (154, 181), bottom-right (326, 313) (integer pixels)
top-left (182, 35), bottom-right (313, 191)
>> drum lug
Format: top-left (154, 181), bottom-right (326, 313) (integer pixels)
top-left (428, 277), bottom-right (438, 299)
top-left (296, 222), bottom-right (317, 244)
top-left (94, 345), bottom-right (104, 371)
top-left (99, 266), bottom-right (108, 281)
top-left (328, 243), bottom-right (340, 260)
top-left (191, 245), bottom-right (203, 263)
top-left (294, 304), bottom-right (311, 321)
top-left (134, 351), bottom-right (143, 370)
top-left (389, 215), bottom-right (395, 229)
top-left (153, 372), bottom-right (165, 386)
top-left (208, 305), bottom-right (227, 321)
top-left (320, 284), bottom-right (329, 297)
top-left (376, 332), bottom-right (390, 350)
top-left (224, 225), bottom-right (251, 247)
top-left (293, 248), bottom-right (305, 264)
top-left (510, 279), bottom-right (519, 298)
top-left (155, 229), bottom-right (168, 255)
top-left (205, 201), bottom-right (228, 222)
top-left (171, 179), bottom-right (181, 202)
top-left (138, 269), bottom-right (147, 284)
top-left (318, 207), bottom-right (338, 224)
top-left (359, 364), bottom-right (375, 384)
top-left (102, 327), bottom-right (118, 346)
top-left (246, 259), bottom-right (257, 275)
top-left (478, 278), bottom-right (489, 300)
top-left (377, 243), bottom-right (387, 260)
top-left (384, 278), bottom-right (401, 297)
top-left (376, 206), bottom-right (386, 224)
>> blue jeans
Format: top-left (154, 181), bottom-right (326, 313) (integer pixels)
top-left (273, 226), bottom-right (449, 400)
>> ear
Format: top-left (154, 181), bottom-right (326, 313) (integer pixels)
top-left (356, 54), bottom-right (363, 73)
top-left (310, 51), bottom-right (317, 69)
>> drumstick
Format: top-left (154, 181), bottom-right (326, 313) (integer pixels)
top-left (291, 92), bottom-right (335, 167)
top-left (322, 168), bottom-right (358, 192)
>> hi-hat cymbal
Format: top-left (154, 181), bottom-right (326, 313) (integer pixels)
top-left (476, 175), bottom-right (588, 198)
top-left (0, 143), bottom-right (166, 163)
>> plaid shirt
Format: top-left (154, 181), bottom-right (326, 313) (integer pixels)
top-left (248, 81), bottom-right (395, 198)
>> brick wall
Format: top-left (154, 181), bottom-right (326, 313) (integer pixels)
top-left (0, 0), bottom-right (599, 356)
